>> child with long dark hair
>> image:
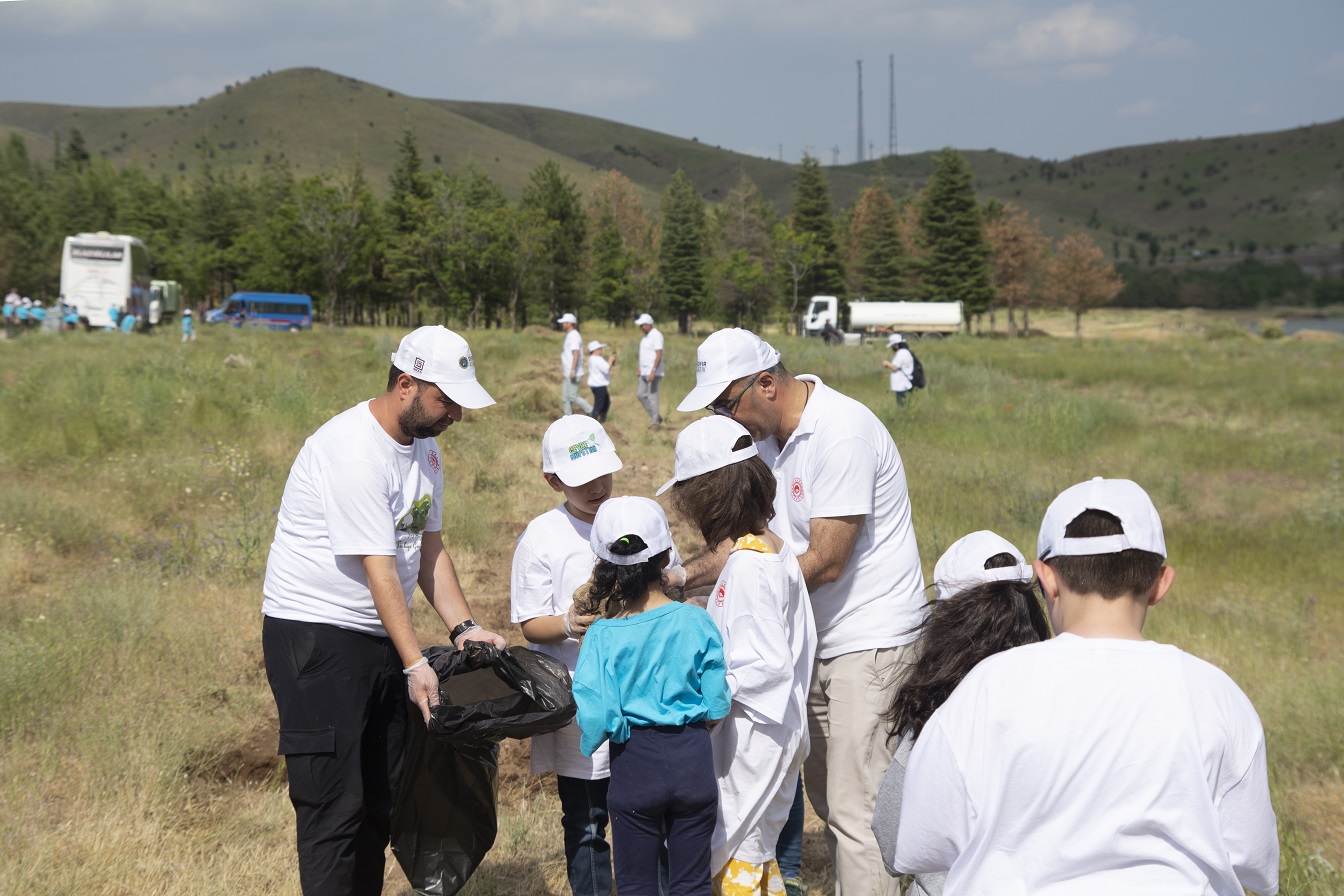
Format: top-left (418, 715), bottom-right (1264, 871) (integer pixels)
top-left (871, 531), bottom-right (1052, 896)
top-left (661, 416), bottom-right (817, 896)
top-left (572, 496), bottom-right (732, 896)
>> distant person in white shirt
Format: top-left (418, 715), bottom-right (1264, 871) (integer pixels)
top-left (586, 340), bottom-right (615, 423)
top-left (677, 327), bottom-right (925, 896)
top-left (558, 313), bottom-right (594, 417)
top-left (635, 313), bottom-right (664, 428)
top-left (894, 477), bottom-right (1279, 896)
top-left (882, 333), bottom-right (914, 408)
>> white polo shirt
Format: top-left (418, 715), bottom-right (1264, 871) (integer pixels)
top-left (562, 329), bottom-right (584, 378)
top-left (756, 376), bottom-right (925, 659)
top-left (588, 354), bottom-right (611, 388)
top-left (639, 327), bottom-right (665, 377)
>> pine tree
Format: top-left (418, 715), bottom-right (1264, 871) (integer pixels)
top-left (919, 148), bottom-right (994, 328)
top-left (589, 207), bottom-right (634, 325)
top-left (789, 154), bottom-right (846, 300)
top-left (711, 173), bottom-right (776, 327)
top-left (848, 181), bottom-right (912, 302)
top-left (658, 169), bottom-right (708, 334)
top-left (520, 159), bottom-right (586, 324)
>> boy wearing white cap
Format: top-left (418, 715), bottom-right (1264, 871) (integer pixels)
top-left (586, 340), bottom-right (615, 423)
top-left (572, 496), bottom-right (731, 896)
top-left (661, 416), bottom-right (817, 896)
top-left (261, 326), bottom-right (506, 896)
top-left (678, 327), bottom-right (925, 896)
top-left (558, 313), bottom-right (594, 417)
top-left (870, 530), bottom-right (1051, 896)
top-left (894, 478), bottom-right (1279, 896)
top-left (510, 416), bottom-right (630, 896)
top-left (635, 313), bottom-right (664, 428)
top-left (881, 334), bottom-right (913, 407)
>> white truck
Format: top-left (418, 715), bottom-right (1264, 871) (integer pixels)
top-left (801, 296), bottom-right (963, 341)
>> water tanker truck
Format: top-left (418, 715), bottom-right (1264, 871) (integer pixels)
top-left (801, 296), bottom-right (963, 341)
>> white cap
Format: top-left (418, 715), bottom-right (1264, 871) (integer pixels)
top-left (933, 530), bottom-right (1032, 602)
top-left (556, 313), bottom-right (578, 325)
top-left (634, 313), bottom-right (655, 326)
top-left (886, 333), bottom-right (903, 348)
top-left (34, 300), bottom-right (42, 307)
top-left (1038, 477), bottom-right (1166, 560)
top-left (390, 326), bottom-right (496, 410)
top-left (656, 416), bottom-right (758, 496)
top-left (183, 309), bottom-right (192, 315)
top-left (587, 340), bottom-right (607, 352)
top-left (541, 416), bottom-right (624, 487)
top-left (677, 328), bottom-right (781, 412)
top-left (590, 496), bottom-right (673, 566)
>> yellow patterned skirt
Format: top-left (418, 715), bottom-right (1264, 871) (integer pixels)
top-left (712, 857), bottom-right (786, 896)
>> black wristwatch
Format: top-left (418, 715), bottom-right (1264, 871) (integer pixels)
top-left (450, 618), bottom-right (480, 644)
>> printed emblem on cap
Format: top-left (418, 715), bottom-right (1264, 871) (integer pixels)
top-left (428, 449), bottom-right (441, 474)
top-left (697, 360), bottom-right (707, 373)
top-left (413, 357), bottom-right (425, 373)
top-left (715, 582), bottom-right (726, 608)
top-left (568, 435), bottom-right (599, 461)
top-left (458, 354), bottom-right (471, 369)
top-left (791, 478), bottom-right (804, 502)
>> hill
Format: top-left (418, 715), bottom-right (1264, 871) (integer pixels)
top-left (2, 67), bottom-right (1341, 257)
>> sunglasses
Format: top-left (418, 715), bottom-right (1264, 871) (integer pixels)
top-left (710, 373), bottom-right (761, 418)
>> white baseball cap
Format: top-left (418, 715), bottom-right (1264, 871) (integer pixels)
top-left (656, 416), bottom-right (758, 496)
top-left (676, 328), bottom-right (782, 412)
top-left (541, 416), bottom-right (624, 487)
top-left (183, 309), bottom-right (192, 315)
top-left (587, 340), bottom-right (607, 352)
top-left (933, 530), bottom-right (1033, 602)
top-left (390, 326), bottom-right (496, 410)
top-left (556, 313), bottom-right (578, 325)
top-left (634, 313), bottom-right (655, 326)
top-left (1038, 477), bottom-right (1166, 560)
top-left (886, 333), bottom-right (903, 348)
top-left (590, 496), bottom-right (673, 566)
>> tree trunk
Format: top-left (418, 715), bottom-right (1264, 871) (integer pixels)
top-left (1007, 302), bottom-right (1017, 339)
top-left (1022, 308), bottom-right (1031, 336)
top-left (1075, 309), bottom-right (1082, 339)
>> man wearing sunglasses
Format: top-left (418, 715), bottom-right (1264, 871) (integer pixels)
top-left (678, 328), bottom-right (923, 896)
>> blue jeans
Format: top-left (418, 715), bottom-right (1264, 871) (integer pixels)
top-left (775, 772), bottom-right (805, 882)
top-left (556, 775), bottom-right (614, 896)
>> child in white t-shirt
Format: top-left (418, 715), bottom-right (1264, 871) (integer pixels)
top-left (586, 340), bottom-right (615, 423)
top-left (510, 415), bottom-right (624, 896)
top-left (894, 478), bottom-right (1279, 896)
top-left (870, 530), bottom-right (1052, 896)
top-left (661, 416), bottom-right (817, 896)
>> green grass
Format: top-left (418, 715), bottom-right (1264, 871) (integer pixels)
top-left (0, 317), bottom-right (1340, 894)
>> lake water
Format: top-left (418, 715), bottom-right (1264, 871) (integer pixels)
top-left (1282, 317), bottom-right (1344, 335)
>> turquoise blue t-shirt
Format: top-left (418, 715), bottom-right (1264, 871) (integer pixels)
top-left (119, 314), bottom-right (135, 333)
top-left (181, 315), bottom-right (194, 334)
top-left (573, 601), bottom-right (731, 757)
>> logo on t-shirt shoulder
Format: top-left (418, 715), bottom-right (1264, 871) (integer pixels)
top-left (791, 478), bottom-right (804, 502)
top-left (715, 581), bottom-right (727, 608)
top-left (428, 448), bottom-right (441, 474)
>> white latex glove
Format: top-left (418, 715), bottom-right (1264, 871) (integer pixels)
top-left (403, 658), bottom-right (440, 725)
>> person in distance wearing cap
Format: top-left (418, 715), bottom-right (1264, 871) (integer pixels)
top-left (677, 326), bottom-right (925, 896)
top-left (586, 340), bottom-right (615, 423)
top-left (180, 308), bottom-right (196, 343)
top-left (881, 333), bottom-right (913, 408)
top-left (870, 531), bottom-right (1051, 896)
top-left (558, 313), bottom-right (595, 417)
top-left (634, 313), bottom-right (665, 428)
top-left (261, 326), bottom-right (506, 896)
top-left (894, 478), bottom-right (1278, 896)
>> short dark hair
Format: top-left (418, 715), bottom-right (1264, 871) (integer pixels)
top-left (669, 436), bottom-right (775, 548)
top-left (1044, 509), bottom-right (1164, 599)
top-left (386, 364), bottom-right (432, 392)
top-left (573, 537), bottom-right (670, 619)
top-left (765, 360), bottom-right (788, 378)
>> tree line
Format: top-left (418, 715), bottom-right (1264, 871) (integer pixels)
top-left (1, 128), bottom-right (1133, 335)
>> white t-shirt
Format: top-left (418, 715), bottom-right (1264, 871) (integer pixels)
top-left (894, 635), bottom-right (1280, 896)
top-left (262, 401), bottom-right (444, 636)
top-left (562, 329), bottom-right (584, 378)
top-left (708, 538), bottom-right (816, 872)
top-left (639, 327), bottom-right (665, 377)
top-left (756, 376), bottom-right (926, 659)
top-left (890, 347), bottom-right (914, 392)
top-left (587, 354), bottom-right (611, 388)
top-left (510, 502), bottom-right (685, 779)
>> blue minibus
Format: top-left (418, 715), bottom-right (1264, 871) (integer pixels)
top-left (206, 292), bottom-right (313, 330)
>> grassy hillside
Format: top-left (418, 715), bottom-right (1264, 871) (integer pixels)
top-left (2, 67), bottom-right (1341, 256)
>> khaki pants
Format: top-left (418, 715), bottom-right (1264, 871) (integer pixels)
top-left (804, 644), bottom-right (914, 896)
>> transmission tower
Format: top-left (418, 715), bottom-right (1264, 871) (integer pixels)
top-left (856, 59), bottom-right (865, 164)
top-left (889, 53), bottom-right (897, 157)
top-left (830, 146), bottom-right (841, 166)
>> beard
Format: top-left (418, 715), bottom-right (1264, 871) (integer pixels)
top-left (398, 392), bottom-right (450, 440)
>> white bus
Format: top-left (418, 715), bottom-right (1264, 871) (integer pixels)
top-left (59, 232), bottom-right (153, 329)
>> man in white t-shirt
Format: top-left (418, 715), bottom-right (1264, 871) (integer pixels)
top-left (261, 326), bottom-right (507, 896)
top-left (881, 333), bottom-right (914, 408)
top-left (635, 312), bottom-right (665, 428)
top-left (894, 477), bottom-right (1279, 896)
top-left (558, 313), bottom-right (594, 417)
top-left (678, 328), bottom-right (925, 896)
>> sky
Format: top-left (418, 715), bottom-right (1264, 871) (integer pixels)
top-left (1, 0), bottom-right (1341, 164)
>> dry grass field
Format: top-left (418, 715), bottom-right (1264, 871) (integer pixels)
top-left (0, 310), bottom-right (1340, 894)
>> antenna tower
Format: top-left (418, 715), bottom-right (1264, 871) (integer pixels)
top-left (888, 54), bottom-right (897, 157)
top-left (856, 60), bottom-right (865, 164)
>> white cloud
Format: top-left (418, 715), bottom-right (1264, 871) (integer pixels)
top-left (1319, 51), bottom-right (1344, 75)
top-left (1115, 98), bottom-right (1159, 118)
top-left (445, 0), bottom-right (718, 40)
top-left (977, 4), bottom-right (1138, 68)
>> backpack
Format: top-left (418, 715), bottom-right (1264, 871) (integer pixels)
top-left (908, 349), bottom-right (927, 389)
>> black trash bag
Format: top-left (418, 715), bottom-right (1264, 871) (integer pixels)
top-left (391, 643), bottom-right (577, 896)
